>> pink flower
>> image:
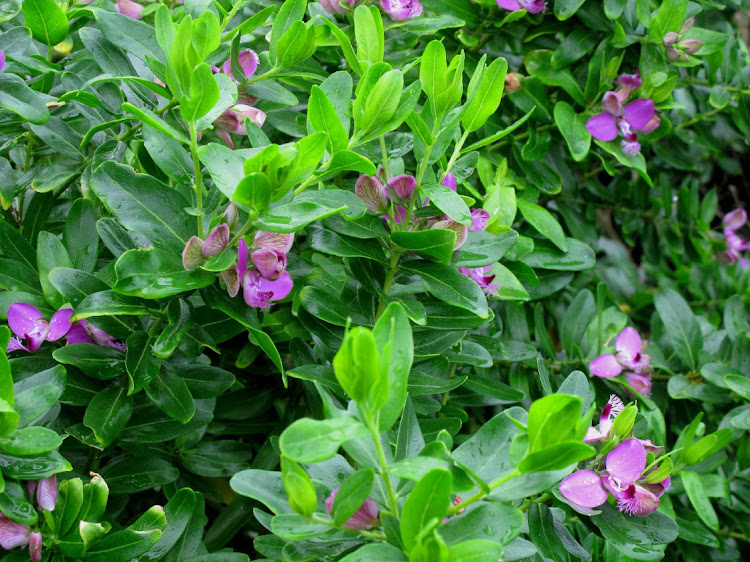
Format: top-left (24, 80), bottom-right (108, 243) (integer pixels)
top-left (723, 209), bottom-right (747, 231)
top-left (66, 320), bottom-right (127, 352)
top-left (251, 248), bottom-right (287, 281)
top-left (235, 239), bottom-right (294, 308)
top-left (381, 0), bottom-right (423, 20)
top-left (203, 224), bottom-right (230, 257)
top-left (496, 0), bottom-right (547, 14)
top-left (589, 327), bottom-right (650, 378)
top-left (28, 531), bottom-right (41, 562)
top-left (0, 516), bottom-right (30, 549)
top-left (584, 395), bottom-right (625, 442)
top-left (214, 105), bottom-right (267, 149)
top-left (325, 488), bottom-right (380, 530)
top-left (469, 209), bottom-right (490, 231)
top-left (254, 230), bottom-right (295, 254)
top-left (432, 220), bottom-right (468, 249)
top-left (586, 98), bottom-right (660, 156)
top-left (460, 266), bottom-right (499, 296)
top-left (355, 174), bottom-right (389, 214)
top-left (220, 50), bottom-right (259, 83)
top-left (6, 304), bottom-right (73, 353)
top-left (319, 0), bottom-right (358, 14)
top-left (386, 174), bottom-right (417, 201)
top-left (36, 475), bottom-right (57, 511)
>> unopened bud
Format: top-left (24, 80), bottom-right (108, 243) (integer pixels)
top-left (221, 264), bottom-right (240, 298)
top-left (36, 475), bottom-right (57, 511)
top-left (387, 174), bottom-right (417, 201)
top-left (666, 47), bottom-right (689, 62)
top-left (203, 224), bottom-right (229, 257)
top-left (680, 16), bottom-right (694, 33)
top-left (182, 236), bottom-right (207, 270)
top-left (680, 39), bottom-right (703, 54)
top-left (432, 220), bottom-right (468, 250)
top-left (662, 32), bottom-right (680, 47)
top-left (355, 174), bottom-right (389, 214)
top-left (504, 72), bottom-right (522, 93)
top-left (223, 203), bottom-right (239, 230)
top-left (29, 532), bottom-right (42, 562)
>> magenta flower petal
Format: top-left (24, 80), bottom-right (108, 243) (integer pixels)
top-left (559, 469), bottom-right (608, 508)
top-left (8, 303), bottom-right (44, 340)
top-left (602, 92), bottom-right (622, 116)
top-left (0, 516), bottom-right (30, 549)
top-left (614, 484), bottom-right (660, 516)
top-left (0, 50), bottom-right (5, 71)
top-left (251, 248), bottom-right (287, 281)
top-left (605, 439), bottom-right (646, 487)
top-left (585, 113), bottom-right (618, 141)
top-left (222, 50), bottom-right (259, 81)
top-left (36, 475), bottom-right (57, 511)
top-left (6, 336), bottom-right (26, 353)
top-left (623, 99), bottom-right (656, 131)
top-left (28, 531), bottom-right (42, 562)
top-left (238, 239), bottom-right (249, 281)
top-left (47, 309), bottom-right (74, 342)
top-left (242, 271), bottom-right (293, 308)
top-left (442, 173), bottom-right (457, 192)
top-left (615, 327), bottom-right (641, 358)
top-left (625, 372), bottom-right (652, 397)
top-left (203, 224), bottom-right (230, 257)
top-left (470, 209), bottom-right (490, 231)
top-left (115, 0), bottom-right (144, 19)
top-left (589, 354), bottom-right (622, 378)
top-left (254, 231), bottom-right (294, 254)
top-left (381, 0), bottom-right (423, 20)
top-left (387, 174), bottom-right (417, 201)
top-left (355, 174), bottom-right (389, 214)
top-left (618, 73), bottom-right (642, 88)
top-left (264, 271), bottom-right (294, 301)
top-left (65, 325), bottom-right (92, 345)
top-left (496, 0), bottom-right (522, 9)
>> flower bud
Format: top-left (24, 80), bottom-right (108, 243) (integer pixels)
top-left (680, 16), bottom-right (694, 33)
top-left (182, 236), bottom-right (207, 270)
top-left (115, 0), bottom-right (144, 19)
top-left (221, 264), bottom-right (240, 298)
top-left (223, 203), bottom-right (239, 231)
top-left (29, 531), bottom-right (42, 562)
top-left (254, 230), bottom-right (294, 253)
top-left (601, 91), bottom-right (623, 117)
top-left (387, 174), bottom-right (417, 201)
top-left (666, 47), bottom-right (689, 62)
top-left (319, 0), bottom-right (358, 14)
top-left (680, 39), bottom-right (703, 54)
top-left (251, 248), bottom-right (287, 281)
top-left (203, 224), bottom-right (230, 257)
top-left (662, 32), bottom-right (680, 47)
top-left (723, 208), bottom-right (747, 230)
top-left (504, 72), bottom-right (522, 93)
top-left (355, 174), bottom-right (389, 214)
top-left (442, 172), bottom-right (457, 192)
top-left (37, 475), bottom-right (57, 511)
top-left (432, 219), bottom-right (468, 249)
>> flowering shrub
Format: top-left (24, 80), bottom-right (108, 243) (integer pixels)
top-left (0, 0), bottom-right (748, 560)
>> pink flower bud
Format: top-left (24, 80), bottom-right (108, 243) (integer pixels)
top-left (221, 50), bottom-right (259, 83)
top-left (432, 219), bottom-right (468, 249)
top-left (319, 0), bottom-right (358, 14)
top-left (724, 209), bottom-right (747, 230)
top-left (681, 16), bottom-right (694, 33)
top-left (182, 236), bottom-right (207, 270)
top-left (504, 72), bottom-right (522, 93)
top-left (28, 531), bottom-right (42, 562)
top-left (442, 173), bottom-right (457, 192)
top-left (251, 248), bottom-right (287, 281)
top-left (325, 488), bottom-right (380, 530)
top-left (222, 264), bottom-right (240, 298)
top-left (387, 174), bottom-right (417, 201)
top-left (662, 32), bottom-right (680, 47)
top-left (254, 230), bottom-right (294, 253)
top-left (355, 174), bottom-right (389, 214)
top-left (223, 203), bottom-right (239, 230)
top-left (667, 47), bottom-right (689, 62)
top-left (116, 0), bottom-right (144, 19)
top-left (680, 39), bottom-right (703, 54)
top-left (36, 475), bottom-right (57, 511)
top-left (203, 224), bottom-right (230, 257)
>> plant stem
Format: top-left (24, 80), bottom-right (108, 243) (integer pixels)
top-left (368, 416), bottom-right (400, 517)
top-left (448, 469), bottom-right (520, 514)
top-left (219, 0), bottom-right (245, 32)
top-left (228, 215), bottom-right (257, 246)
top-left (189, 123), bottom-right (205, 235)
top-left (379, 135), bottom-right (390, 180)
top-left (519, 493), bottom-right (551, 512)
top-left (443, 129), bottom-right (470, 179)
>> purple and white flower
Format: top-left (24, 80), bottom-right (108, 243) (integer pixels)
top-left (6, 304), bottom-right (73, 353)
top-left (460, 266), bottom-right (499, 297)
top-left (586, 98), bottom-right (660, 155)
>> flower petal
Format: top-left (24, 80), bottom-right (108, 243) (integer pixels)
top-left (605, 439), bottom-right (646, 486)
top-left (585, 113), bottom-right (618, 141)
top-left (724, 209), bottom-right (747, 230)
top-left (263, 272), bottom-right (294, 301)
top-left (47, 309), bottom-right (74, 341)
top-left (625, 372), bottom-right (652, 397)
top-left (615, 327), bottom-right (641, 357)
top-left (8, 303), bottom-right (44, 340)
top-left (387, 174), bottom-right (417, 201)
top-left (623, 99), bottom-right (656, 131)
top-left (0, 516), bottom-right (30, 549)
top-left (559, 469), bottom-right (608, 508)
top-left (65, 324), bottom-right (93, 345)
top-left (496, 0), bottom-right (522, 9)
top-left (37, 475), bottom-right (57, 511)
top-left (203, 224), bottom-right (230, 257)
top-left (254, 231), bottom-right (294, 254)
top-left (589, 354), bottom-right (622, 378)
top-left (238, 239), bottom-right (249, 281)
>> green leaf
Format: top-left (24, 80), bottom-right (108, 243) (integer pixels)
top-left (518, 441), bottom-right (595, 473)
top-left (516, 199), bottom-right (568, 252)
top-left (255, 201), bottom-right (347, 233)
top-left (333, 327), bottom-right (386, 412)
top-left (524, 50), bottom-right (584, 106)
top-left (649, 0), bottom-right (688, 40)
top-left (593, 504), bottom-right (678, 560)
top-left (681, 470), bottom-right (718, 531)
top-left (420, 40), bottom-right (448, 113)
top-left (527, 394), bottom-right (583, 453)
top-left (451, 230), bottom-right (518, 268)
top-left (359, 70), bottom-right (403, 135)
top-left (123, 103), bottom-right (189, 144)
top-left (355, 5), bottom-right (384, 65)
top-left (553, 0), bottom-right (586, 21)
top-left (98, 457), bottom-right (179, 495)
top-left (462, 57), bottom-right (508, 132)
top-left (83, 529), bottom-right (162, 561)
top-left (0, 74), bottom-right (49, 124)
top-left (63, 199), bottom-right (99, 273)
top-left (400, 261), bottom-right (489, 318)
top-left (152, 300), bottom-right (190, 359)
top-left (308, 85), bottom-right (348, 154)
top-left (91, 161), bottom-right (192, 252)
top-left (276, 21), bottom-right (316, 68)
top-left (520, 239), bottom-right (595, 271)
top-left (441, 500), bottom-right (523, 546)
top-left (421, 183), bottom-right (473, 225)
top-left (279, 417), bottom-right (370, 463)
top-left (145, 367), bottom-right (195, 424)
top-left (21, 0), bottom-right (68, 45)
top-left (316, 150), bottom-right (376, 181)
top-left (269, 0), bottom-right (307, 63)
top-left (53, 345), bottom-right (126, 380)
top-left (180, 63), bottom-right (220, 122)
top-left (126, 331), bottom-right (162, 395)
top-left (683, 429), bottom-right (732, 466)
top-left (0, 450), bottom-right (71, 479)
top-left (399, 469), bottom-right (452, 552)
top-left (83, 387), bottom-right (134, 447)
top-left (391, 229), bottom-right (457, 264)
top-left (54, 478), bottom-right (83, 537)
top-left (114, 249), bottom-right (215, 298)
top-left (281, 457), bottom-right (317, 517)
top-left (0, 219), bottom-right (36, 273)
top-left (233, 173), bottom-right (271, 214)
top-left (94, 10), bottom-right (164, 63)
top-left (299, 286), bottom-right (369, 327)
top-left (0, 259), bottom-right (42, 295)
top-left (0, 398), bottom-right (19, 438)
top-left (332, 468), bottom-right (375, 526)
top-left (71, 290), bottom-right (152, 321)
top-left (654, 289), bottom-right (701, 371)
top-left (308, 225), bottom-right (386, 262)
top-left (0, 426), bottom-right (61, 455)
top-left (554, 101), bottom-right (590, 161)
top-left (37, 231), bottom-right (72, 309)
top-left (229, 469), bottom-right (290, 515)
top-left (0, 482), bottom-right (37, 525)
top-left (0, 328), bottom-right (13, 406)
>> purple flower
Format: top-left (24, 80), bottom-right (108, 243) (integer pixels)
top-left (221, 50), bottom-right (259, 84)
top-left (355, 174), bottom-right (389, 214)
top-left (236, 239), bottom-right (293, 308)
top-left (0, 50), bottom-right (5, 71)
top-left (115, 0), bottom-right (144, 19)
top-left (214, 105), bottom-right (267, 149)
top-left (589, 327), bottom-right (651, 378)
top-left (442, 173), bottom-right (457, 192)
top-left (67, 320), bottom-right (127, 352)
top-left (586, 98), bottom-right (660, 155)
top-left (319, 0), bottom-right (358, 14)
top-left (584, 394), bottom-right (624, 443)
top-left (496, 0), bottom-right (547, 13)
top-left (251, 248), bottom-right (287, 281)
top-left (36, 475), bottom-right (57, 511)
top-left (470, 209), bottom-right (490, 231)
top-left (6, 304), bottom-right (73, 354)
top-left (559, 439), bottom-right (670, 516)
top-left (28, 531), bottom-right (41, 562)
top-left (723, 209), bottom-right (747, 231)
top-left (626, 372), bottom-right (652, 396)
top-left (203, 224), bottom-right (230, 257)
top-left (387, 174), bottom-right (417, 202)
top-left (0, 516), bottom-right (30, 549)
top-left (381, 0), bottom-right (423, 21)
top-left (325, 488), bottom-right (380, 530)
top-left (460, 266), bottom-right (499, 297)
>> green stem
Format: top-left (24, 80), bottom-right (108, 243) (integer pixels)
top-left (379, 135), bottom-right (391, 180)
top-left (189, 123), bottom-right (205, 235)
top-left (242, 67), bottom-right (280, 87)
top-left (311, 514), bottom-right (387, 541)
top-left (228, 215), bottom-right (257, 246)
top-left (219, 0), bottom-right (244, 32)
top-left (674, 107), bottom-right (723, 131)
top-left (443, 130), bottom-right (470, 179)
top-left (369, 416), bottom-right (400, 517)
top-left (519, 493), bottom-right (551, 512)
top-left (448, 469), bottom-right (520, 515)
